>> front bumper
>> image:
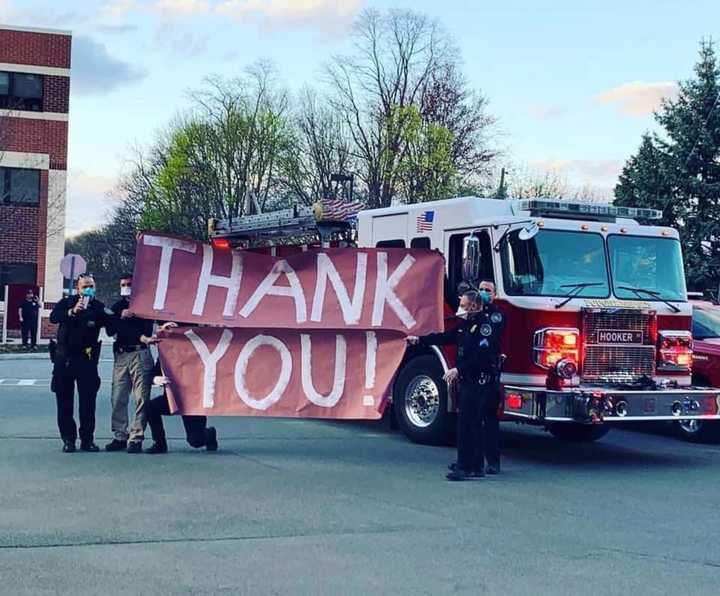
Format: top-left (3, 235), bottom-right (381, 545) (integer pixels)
top-left (503, 385), bottom-right (720, 423)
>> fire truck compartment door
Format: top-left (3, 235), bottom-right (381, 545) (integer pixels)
top-left (371, 213), bottom-right (408, 246)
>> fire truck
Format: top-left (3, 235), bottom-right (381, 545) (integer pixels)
top-left (210, 196), bottom-right (720, 445)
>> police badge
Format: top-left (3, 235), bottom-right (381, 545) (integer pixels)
top-left (480, 323), bottom-right (492, 336)
top-left (490, 312), bottom-right (502, 323)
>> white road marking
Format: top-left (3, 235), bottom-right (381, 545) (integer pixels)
top-left (0, 379), bottom-right (47, 387)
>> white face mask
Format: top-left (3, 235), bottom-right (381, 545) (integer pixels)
top-left (120, 286), bottom-right (132, 297)
top-left (455, 306), bottom-right (468, 319)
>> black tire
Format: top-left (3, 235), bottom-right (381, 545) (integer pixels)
top-left (393, 354), bottom-right (455, 445)
top-left (673, 375), bottom-right (720, 442)
top-left (547, 424), bottom-right (611, 442)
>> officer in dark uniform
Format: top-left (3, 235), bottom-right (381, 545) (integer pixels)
top-left (50, 274), bottom-right (115, 453)
top-left (18, 289), bottom-right (40, 349)
top-left (408, 281), bottom-right (505, 481)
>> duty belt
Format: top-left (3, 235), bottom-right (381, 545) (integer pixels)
top-left (115, 344), bottom-right (147, 354)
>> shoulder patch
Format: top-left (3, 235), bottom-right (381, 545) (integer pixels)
top-left (480, 323), bottom-right (492, 337)
top-left (490, 312), bottom-right (503, 323)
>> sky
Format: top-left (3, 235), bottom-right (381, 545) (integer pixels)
top-left (1, 0), bottom-right (718, 235)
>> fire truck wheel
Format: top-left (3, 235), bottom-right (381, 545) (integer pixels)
top-left (675, 376), bottom-right (720, 443)
top-left (675, 419), bottom-right (720, 443)
top-left (393, 355), bottom-right (455, 446)
top-left (547, 424), bottom-right (611, 443)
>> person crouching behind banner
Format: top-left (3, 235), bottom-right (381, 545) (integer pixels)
top-left (143, 323), bottom-right (218, 454)
top-left (407, 283), bottom-right (505, 481)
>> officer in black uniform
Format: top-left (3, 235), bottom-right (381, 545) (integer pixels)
top-left (50, 274), bottom-right (115, 453)
top-left (408, 281), bottom-right (505, 481)
top-left (18, 289), bottom-right (40, 349)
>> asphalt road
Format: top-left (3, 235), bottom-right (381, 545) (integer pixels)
top-left (1, 351), bottom-right (719, 596)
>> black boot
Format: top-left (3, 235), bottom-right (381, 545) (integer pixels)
top-left (105, 439), bottom-right (127, 452)
top-left (80, 442), bottom-right (100, 452)
top-left (62, 440), bottom-right (76, 453)
top-left (127, 442), bottom-right (142, 454)
top-left (145, 441), bottom-right (168, 454)
top-left (205, 427), bottom-right (218, 451)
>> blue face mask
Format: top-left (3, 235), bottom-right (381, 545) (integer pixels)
top-left (479, 290), bottom-right (492, 304)
top-left (82, 287), bottom-right (96, 298)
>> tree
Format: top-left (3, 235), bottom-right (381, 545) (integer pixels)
top-left (388, 104), bottom-right (456, 202)
top-left (615, 41), bottom-right (720, 290)
top-left (615, 133), bottom-right (677, 226)
top-left (282, 87), bottom-right (353, 205)
top-left (420, 63), bottom-right (497, 192)
top-left (128, 63), bottom-right (293, 241)
top-left (325, 9), bottom-right (496, 207)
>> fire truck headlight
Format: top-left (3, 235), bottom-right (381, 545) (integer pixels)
top-left (555, 358), bottom-right (577, 379)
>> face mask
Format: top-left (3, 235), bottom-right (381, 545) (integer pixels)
top-left (82, 287), bottom-right (96, 298)
top-left (455, 306), bottom-right (469, 319)
top-left (479, 290), bottom-right (492, 305)
top-left (120, 286), bottom-right (132, 297)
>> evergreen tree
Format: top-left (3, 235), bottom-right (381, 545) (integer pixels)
top-left (614, 133), bottom-right (678, 227)
top-left (615, 41), bottom-right (720, 290)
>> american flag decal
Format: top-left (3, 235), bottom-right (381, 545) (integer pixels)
top-left (416, 210), bottom-right (435, 233)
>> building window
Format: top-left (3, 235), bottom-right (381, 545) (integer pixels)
top-left (0, 71), bottom-right (43, 112)
top-left (0, 263), bottom-right (37, 299)
top-left (1, 167), bottom-right (40, 204)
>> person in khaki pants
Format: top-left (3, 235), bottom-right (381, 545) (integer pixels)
top-left (105, 274), bottom-right (157, 454)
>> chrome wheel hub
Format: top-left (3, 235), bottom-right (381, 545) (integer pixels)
top-left (404, 375), bottom-right (440, 428)
top-left (679, 419), bottom-right (701, 434)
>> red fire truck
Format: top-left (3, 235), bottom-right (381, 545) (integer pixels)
top-left (210, 197), bottom-right (720, 445)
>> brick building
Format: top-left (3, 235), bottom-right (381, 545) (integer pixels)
top-left (0, 24), bottom-right (70, 338)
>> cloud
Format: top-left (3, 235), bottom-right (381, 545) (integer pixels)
top-left (528, 103), bottom-right (565, 121)
top-left (529, 159), bottom-right (624, 195)
top-left (147, 0), bottom-right (364, 34)
top-left (96, 23), bottom-right (139, 34)
top-left (594, 81), bottom-right (679, 117)
top-left (71, 36), bottom-right (147, 95)
top-left (65, 170), bottom-right (119, 236)
top-left (155, 25), bottom-right (210, 56)
top-left (216, 0), bottom-right (363, 32)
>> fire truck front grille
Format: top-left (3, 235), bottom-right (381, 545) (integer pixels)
top-left (582, 308), bottom-right (657, 383)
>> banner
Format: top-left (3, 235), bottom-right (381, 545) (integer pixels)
top-left (158, 326), bottom-right (407, 419)
top-left (130, 233), bottom-right (444, 335)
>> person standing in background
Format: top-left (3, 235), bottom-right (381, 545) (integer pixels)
top-left (19, 289), bottom-right (40, 349)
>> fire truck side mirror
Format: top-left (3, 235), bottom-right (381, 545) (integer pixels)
top-left (462, 235), bottom-right (482, 286)
top-left (518, 221), bottom-right (539, 241)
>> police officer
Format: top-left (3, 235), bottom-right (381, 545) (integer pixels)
top-left (18, 289), bottom-right (40, 349)
top-left (105, 274), bottom-right (156, 454)
top-left (408, 281), bottom-right (505, 481)
top-left (50, 274), bottom-right (114, 453)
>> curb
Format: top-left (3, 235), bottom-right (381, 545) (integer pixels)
top-left (0, 353), bottom-right (51, 361)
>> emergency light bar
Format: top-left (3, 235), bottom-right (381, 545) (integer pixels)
top-left (513, 199), bottom-right (663, 222)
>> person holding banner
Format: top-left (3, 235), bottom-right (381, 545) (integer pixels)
top-left (408, 283), bottom-right (505, 481)
top-left (105, 274), bottom-right (156, 454)
top-left (143, 324), bottom-right (218, 454)
top-left (50, 274), bottom-right (115, 453)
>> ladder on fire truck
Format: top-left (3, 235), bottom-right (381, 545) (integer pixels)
top-left (208, 175), bottom-right (360, 247)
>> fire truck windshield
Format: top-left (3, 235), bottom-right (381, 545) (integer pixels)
top-left (608, 235), bottom-right (686, 302)
top-left (501, 229), bottom-right (610, 297)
